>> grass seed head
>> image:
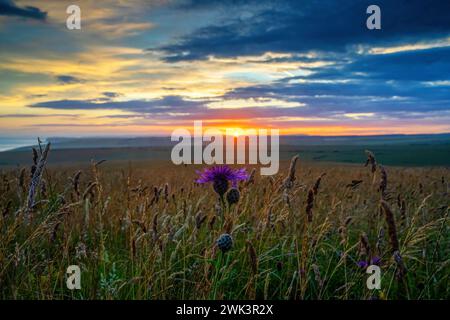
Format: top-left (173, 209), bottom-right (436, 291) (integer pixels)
top-left (246, 240), bottom-right (258, 275)
top-left (283, 155), bottom-right (299, 189)
top-left (364, 150), bottom-right (377, 173)
top-left (305, 188), bottom-right (314, 223)
top-left (380, 200), bottom-right (399, 253)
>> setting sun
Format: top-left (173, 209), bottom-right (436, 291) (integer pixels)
top-left (228, 128), bottom-right (244, 138)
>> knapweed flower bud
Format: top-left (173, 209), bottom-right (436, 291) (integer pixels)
top-left (226, 188), bottom-right (240, 205)
top-left (213, 177), bottom-right (229, 197)
top-left (216, 233), bottom-right (233, 252)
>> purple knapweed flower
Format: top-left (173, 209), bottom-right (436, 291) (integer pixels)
top-left (357, 260), bottom-right (369, 269)
top-left (371, 256), bottom-right (381, 266)
top-left (195, 165), bottom-right (249, 197)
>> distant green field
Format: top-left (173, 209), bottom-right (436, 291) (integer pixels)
top-left (0, 144), bottom-right (449, 168)
top-left (280, 144), bottom-right (450, 166)
top-left (0, 134), bottom-right (449, 167)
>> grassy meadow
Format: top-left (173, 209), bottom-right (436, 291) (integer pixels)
top-left (0, 144), bottom-right (449, 300)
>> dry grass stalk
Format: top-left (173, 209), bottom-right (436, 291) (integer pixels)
top-left (223, 217), bottom-right (233, 234)
top-left (152, 212), bottom-right (159, 242)
top-left (2, 200), bottom-right (12, 218)
top-left (214, 201), bottom-right (223, 217)
top-left (26, 142), bottom-right (51, 214)
top-left (364, 150), bottom-right (377, 173)
top-left (282, 155), bottom-right (299, 189)
top-left (265, 204), bottom-right (274, 229)
top-left (338, 216), bottom-right (352, 245)
top-left (441, 176), bottom-right (447, 194)
top-left (346, 179), bottom-right (363, 189)
top-left (208, 215), bottom-right (216, 230)
top-left (18, 168), bottom-right (26, 194)
top-left (376, 227), bottom-right (384, 255)
top-left (164, 183), bottom-right (169, 203)
top-left (195, 210), bottom-right (207, 229)
top-left (82, 182), bottom-right (97, 200)
top-left (305, 188), bottom-right (314, 223)
top-left (312, 173), bottom-right (326, 195)
top-left (312, 264), bottom-right (323, 289)
top-left (245, 168), bottom-right (256, 186)
top-left (380, 200), bottom-right (399, 253)
top-left (72, 171), bottom-right (82, 197)
top-left (379, 165), bottom-right (387, 199)
top-left (246, 240), bottom-right (258, 275)
top-left (30, 148), bottom-right (38, 178)
top-left (40, 179), bottom-right (48, 198)
top-left (359, 232), bottom-right (371, 257)
top-left (282, 189), bottom-right (291, 206)
top-left (32, 147), bottom-right (38, 164)
top-left (400, 199), bottom-right (407, 227)
top-left (393, 250), bottom-right (407, 279)
top-left (132, 219), bottom-right (147, 233)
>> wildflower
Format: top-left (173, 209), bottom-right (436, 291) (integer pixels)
top-left (216, 233), bottom-right (233, 252)
top-left (226, 188), bottom-right (240, 206)
top-left (371, 256), bottom-right (381, 265)
top-left (357, 260), bottom-right (369, 269)
top-left (196, 165), bottom-right (248, 197)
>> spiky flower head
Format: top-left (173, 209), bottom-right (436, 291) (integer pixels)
top-left (216, 233), bottom-right (233, 252)
top-left (196, 165), bottom-right (248, 197)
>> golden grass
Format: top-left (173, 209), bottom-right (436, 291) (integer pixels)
top-left (0, 148), bottom-right (448, 300)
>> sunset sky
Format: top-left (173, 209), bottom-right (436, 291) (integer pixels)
top-left (1, 0), bottom-right (450, 137)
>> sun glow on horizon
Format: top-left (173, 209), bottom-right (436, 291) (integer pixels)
top-left (227, 128), bottom-right (244, 138)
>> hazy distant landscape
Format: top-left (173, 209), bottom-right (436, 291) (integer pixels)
top-left (1, 133), bottom-right (449, 167)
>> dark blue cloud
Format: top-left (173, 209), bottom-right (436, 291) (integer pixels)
top-left (223, 80), bottom-right (450, 116)
top-left (28, 74), bottom-right (450, 122)
top-left (0, 0), bottom-right (47, 20)
top-left (219, 47), bottom-right (450, 117)
top-left (102, 92), bottom-right (121, 98)
top-left (156, 0), bottom-right (450, 61)
top-left (298, 47), bottom-right (450, 82)
top-left (29, 95), bottom-right (206, 114)
top-left (173, 0), bottom-right (261, 10)
top-left (56, 75), bottom-right (83, 84)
